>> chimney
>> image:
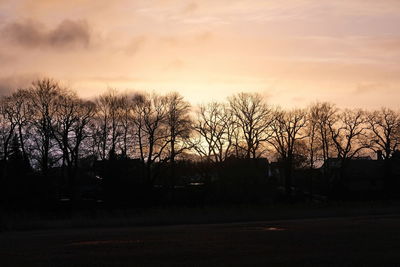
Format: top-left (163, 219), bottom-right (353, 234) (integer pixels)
top-left (377, 150), bottom-right (383, 161)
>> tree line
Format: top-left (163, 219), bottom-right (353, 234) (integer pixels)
top-left (0, 78), bottom-right (399, 200)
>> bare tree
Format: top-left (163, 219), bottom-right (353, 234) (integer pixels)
top-left (221, 105), bottom-right (240, 159)
top-left (28, 78), bottom-right (63, 174)
top-left (269, 109), bottom-right (308, 195)
top-left (305, 105), bottom-right (319, 169)
top-left (94, 89), bottom-right (124, 160)
top-left (327, 108), bottom-right (369, 184)
top-left (6, 89), bottom-right (33, 163)
top-left (329, 109), bottom-right (368, 160)
top-left (192, 102), bottom-right (238, 162)
top-left (51, 91), bottom-right (78, 169)
top-left (228, 93), bottom-right (273, 158)
top-left (132, 93), bottom-right (169, 183)
top-left (71, 100), bottom-right (96, 165)
top-left (0, 96), bottom-right (18, 161)
top-left (51, 92), bottom-right (96, 197)
top-left (193, 102), bottom-right (224, 162)
top-left (366, 108), bottom-right (400, 191)
top-left (118, 94), bottom-right (134, 158)
top-left (309, 102), bottom-right (337, 164)
top-left (367, 108), bottom-right (400, 159)
top-left (164, 92), bottom-right (192, 163)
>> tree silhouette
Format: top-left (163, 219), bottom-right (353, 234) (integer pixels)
top-left (228, 93), bottom-right (273, 159)
top-left (269, 109), bottom-right (307, 195)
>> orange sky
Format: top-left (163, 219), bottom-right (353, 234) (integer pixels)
top-left (1, 0), bottom-right (400, 108)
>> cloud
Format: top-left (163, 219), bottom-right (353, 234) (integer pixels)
top-left (353, 82), bottom-right (388, 95)
top-left (182, 16), bottom-right (229, 25)
top-left (0, 74), bottom-right (41, 95)
top-left (48, 20), bottom-right (90, 48)
top-left (125, 36), bottom-right (146, 56)
top-left (1, 20), bottom-right (44, 47)
top-left (160, 36), bottom-right (180, 46)
top-left (163, 59), bottom-right (185, 70)
top-left (182, 2), bottom-right (198, 14)
top-left (1, 19), bottom-right (91, 49)
top-left (0, 52), bottom-right (15, 63)
top-left (196, 31), bottom-right (213, 42)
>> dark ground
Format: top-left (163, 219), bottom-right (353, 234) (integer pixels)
top-left (1, 215), bottom-right (400, 266)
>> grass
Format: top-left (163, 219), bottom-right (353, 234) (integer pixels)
top-left (2, 200), bottom-right (400, 232)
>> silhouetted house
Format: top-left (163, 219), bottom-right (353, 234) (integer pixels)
top-left (207, 157), bottom-right (271, 203)
top-left (154, 157), bottom-right (271, 205)
top-left (322, 157), bottom-right (383, 196)
top-left (320, 152), bottom-right (400, 199)
top-left (268, 152), bottom-right (400, 200)
top-left (268, 162), bottom-right (284, 183)
top-left (93, 158), bottom-right (144, 180)
top-left (268, 161), bottom-right (325, 198)
top-left (157, 157), bottom-right (270, 187)
top-left (93, 158), bottom-right (147, 205)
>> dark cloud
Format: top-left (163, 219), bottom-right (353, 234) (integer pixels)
top-left (2, 20), bottom-right (44, 47)
top-left (1, 19), bottom-right (90, 49)
top-left (48, 20), bottom-right (90, 48)
top-left (0, 74), bottom-right (40, 95)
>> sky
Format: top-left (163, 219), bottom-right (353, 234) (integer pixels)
top-left (0, 0), bottom-right (400, 108)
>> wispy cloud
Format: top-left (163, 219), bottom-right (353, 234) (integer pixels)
top-left (353, 82), bottom-right (388, 95)
top-left (163, 59), bottom-right (185, 71)
top-left (125, 36), bottom-right (146, 56)
top-left (182, 2), bottom-right (198, 15)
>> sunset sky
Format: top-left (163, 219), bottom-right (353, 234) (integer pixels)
top-left (0, 0), bottom-right (400, 108)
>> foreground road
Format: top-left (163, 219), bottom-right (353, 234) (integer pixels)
top-left (1, 215), bottom-right (400, 266)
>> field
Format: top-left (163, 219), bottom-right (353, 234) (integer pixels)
top-left (1, 214), bottom-right (400, 266)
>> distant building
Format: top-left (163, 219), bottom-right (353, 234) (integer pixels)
top-left (322, 157), bottom-right (383, 194)
top-left (267, 152), bottom-right (400, 200)
top-left (321, 152), bottom-right (400, 199)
